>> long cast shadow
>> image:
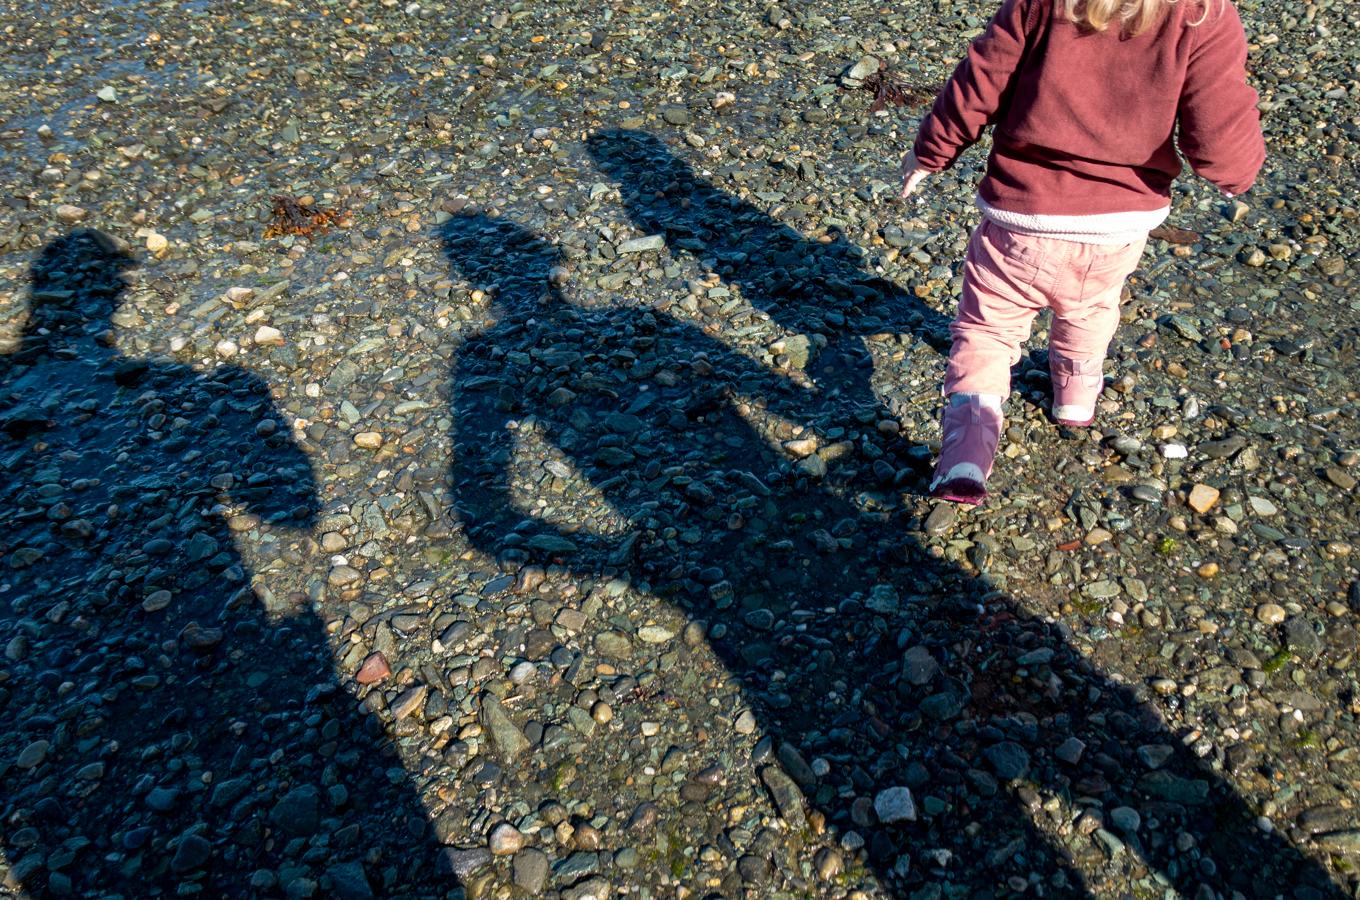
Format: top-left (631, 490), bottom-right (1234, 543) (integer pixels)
top-left (441, 130), bottom-right (1347, 899)
top-left (589, 129), bottom-right (952, 400)
top-left (0, 231), bottom-right (448, 897)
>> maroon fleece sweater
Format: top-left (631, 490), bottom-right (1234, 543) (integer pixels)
top-left (913, 0), bottom-right (1266, 215)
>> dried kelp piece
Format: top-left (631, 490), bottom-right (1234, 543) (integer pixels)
top-left (843, 61), bottom-right (938, 114)
top-left (1148, 225), bottom-right (1201, 245)
top-left (264, 195), bottom-right (345, 238)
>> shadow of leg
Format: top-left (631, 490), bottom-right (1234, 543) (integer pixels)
top-left (439, 206), bottom-right (1349, 897)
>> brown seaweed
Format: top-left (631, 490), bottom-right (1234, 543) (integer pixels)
top-left (850, 61), bottom-right (938, 113)
top-left (264, 194), bottom-right (345, 238)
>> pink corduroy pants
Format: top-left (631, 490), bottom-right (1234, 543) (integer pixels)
top-left (943, 219), bottom-right (1148, 397)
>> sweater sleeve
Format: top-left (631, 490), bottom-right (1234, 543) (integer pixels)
top-left (913, 0), bottom-right (1034, 172)
top-left (1176, 1), bottom-right (1265, 196)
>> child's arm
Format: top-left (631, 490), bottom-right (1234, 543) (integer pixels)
top-left (911, 0), bottom-right (1036, 177)
top-left (1177, 1), bottom-right (1265, 197)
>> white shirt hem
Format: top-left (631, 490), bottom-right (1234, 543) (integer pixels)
top-left (976, 195), bottom-right (1170, 245)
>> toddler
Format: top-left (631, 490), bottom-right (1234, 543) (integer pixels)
top-left (901, 0), bottom-right (1265, 504)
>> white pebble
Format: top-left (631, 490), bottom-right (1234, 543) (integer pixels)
top-left (874, 786), bottom-right (917, 823)
top-left (734, 709), bottom-right (757, 734)
top-left (253, 325), bottom-right (284, 346)
top-left (1160, 443), bottom-right (1188, 459)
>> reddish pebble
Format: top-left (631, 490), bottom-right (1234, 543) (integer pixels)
top-left (356, 652), bottom-right (391, 685)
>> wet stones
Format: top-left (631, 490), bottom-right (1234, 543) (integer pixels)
top-left (840, 55), bottom-right (881, 88)
top-left (254, 325), bottom-right (285, 346)
top-left (512, 847), bottom-right (550, 893)
top-left (4, 3), bottom-right (1358, 896)
top-left (1257, 603), bottom-right (1287, 625)
top-left (325, 861), bottom-right (375, 900)
top-left (1187, 484), bottom-right (1220, 513)
top-left (760, 765), bottom-right (806, 828)
top-left (902, 646), bottom-right (939, 685)
top-left (389, 683), bottom-right (428, 720)
top-left (170, 833), bottom-right (212, 872)
top-left (270, 785), bottom-right (321, 837)
top-left (1298, 805), bottom-right (1351, 835)
top-left (982, 742), bottom-right (1031, 781)
top-left (480, 692), bottom-right (530, 759)
top-left (594, 630), bottom-right (632, 657)
top-left (440, 847), bottom-right (492, 880)
top-left (873, 787), bottom-right (917, 824)
top-left (488, 823), bottom-right (526, 855)
top-left (924, 502), bottom-right (957, 534)
top-left (617, 234), bottom-right (666, 254)
top-left (328, 564), bottom-right (362, 587)
top-left (355, 651), bottom-right (391, 685)
top-left (1283, 617), bottom-right (1322, 658)
top-left (15, 739), bottom-right (49, 770)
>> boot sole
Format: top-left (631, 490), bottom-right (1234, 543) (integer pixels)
top-left (931, 478), bottom-right (988, 506)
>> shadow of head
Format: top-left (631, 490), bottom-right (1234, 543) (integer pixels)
top-left (585, 126), bottom-right (861, 260)
top-left (26, 229), bottom-right (137, 339)
top-left (438, 213), bottom-right (563, 315)
top-left (18, 230), bottom-right (320, 531)
top-left (586, 128), bottom-right (683, 181)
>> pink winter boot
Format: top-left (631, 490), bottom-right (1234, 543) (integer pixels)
top-left (930, 394), bottom-right (1003, 506)
top-left (1048, 350), bottom-right (1105, 428)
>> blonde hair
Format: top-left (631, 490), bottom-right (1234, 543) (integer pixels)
top-left (1061, 0), bottom-right (1211, 35)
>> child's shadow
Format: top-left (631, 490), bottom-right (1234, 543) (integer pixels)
top-left (441, 191), bottom-right (1344, 896)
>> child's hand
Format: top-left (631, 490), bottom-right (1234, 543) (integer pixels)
top-left (900, 149), bottom-right (930, 197)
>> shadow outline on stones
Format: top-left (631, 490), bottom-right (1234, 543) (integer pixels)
top-left (0, 230), bottom-right (448, 897)
top-left (438, 129), bottom-right (1347, 899)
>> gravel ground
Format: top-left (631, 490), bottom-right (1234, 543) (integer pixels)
top-left (0, 0), bottom-right (1358, 897)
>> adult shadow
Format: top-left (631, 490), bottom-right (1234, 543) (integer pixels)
top-left (0, 231), bottom-right (448, 898)
top-left (441, 198), bottom-right (1347, 900)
